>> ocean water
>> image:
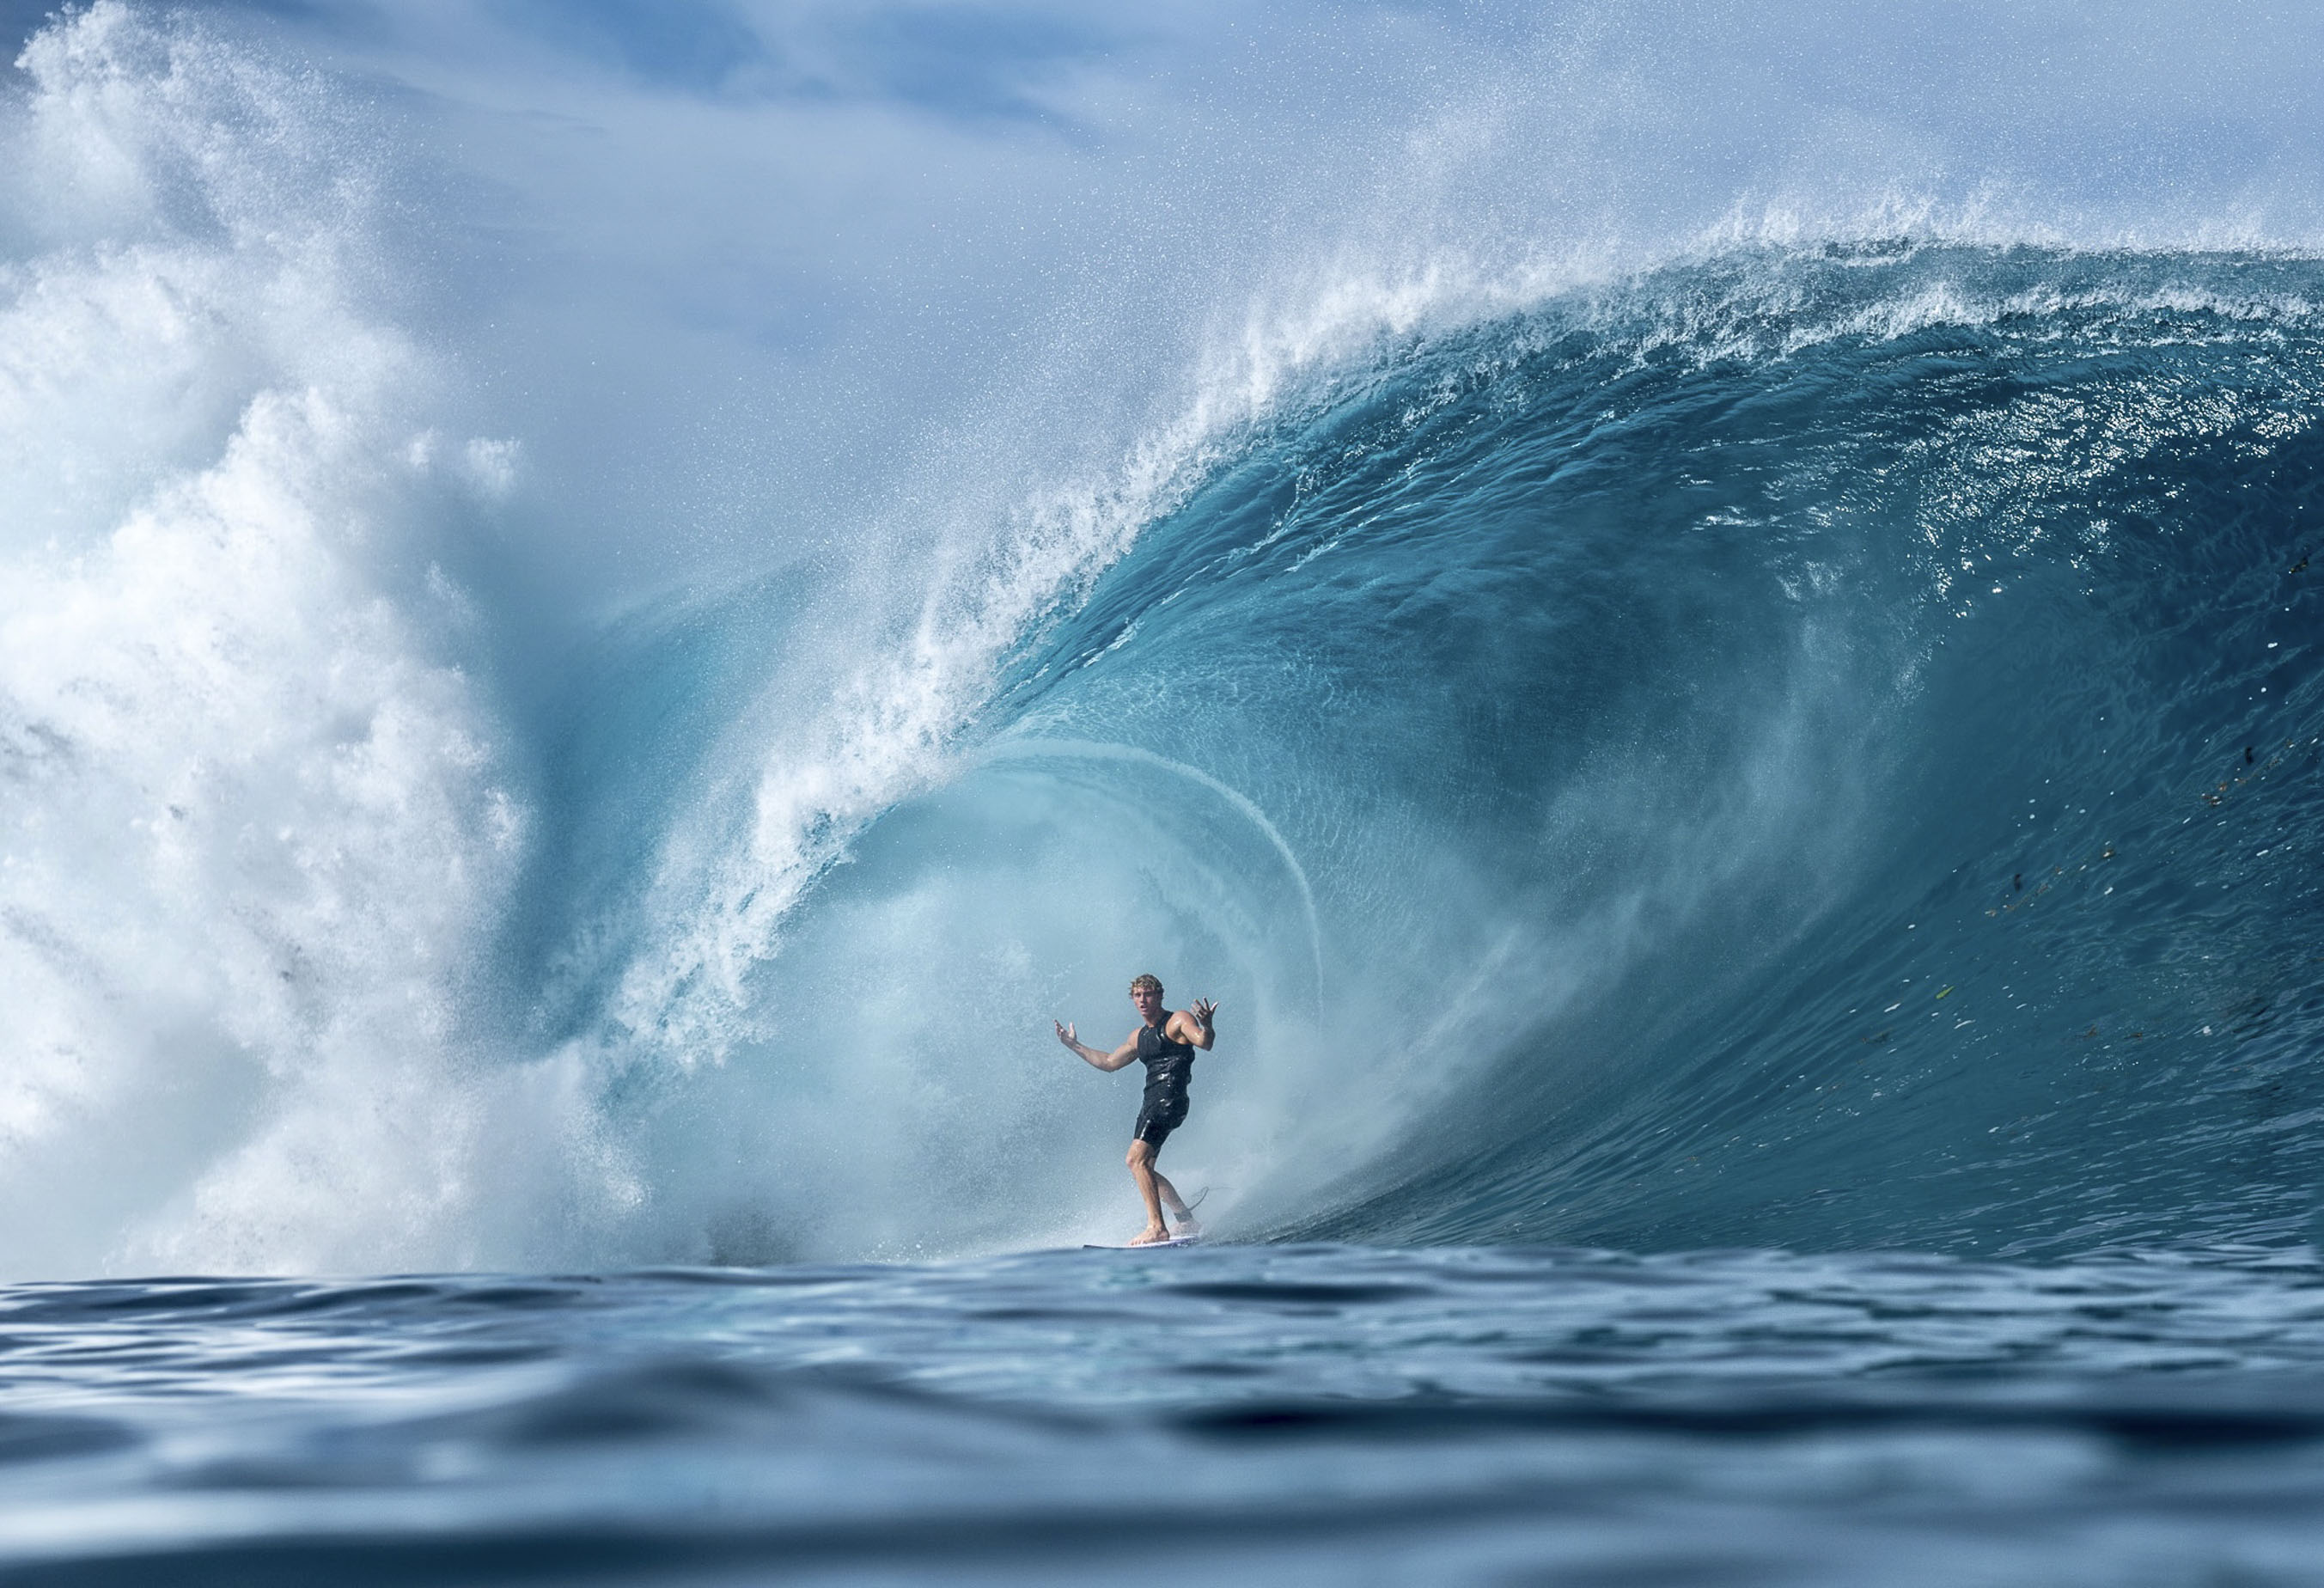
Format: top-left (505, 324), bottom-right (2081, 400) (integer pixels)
top-left (5, 2), bottom-right (2324, 1581)
top-left (3, 1247), bottom-right (2324, 1585)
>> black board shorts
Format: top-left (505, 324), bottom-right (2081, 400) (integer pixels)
top-left (1134, 1087), bottom-right (1189, 1148)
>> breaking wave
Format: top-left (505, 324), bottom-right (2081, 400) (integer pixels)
top-left (5, 4), bottom-right (2322, 1274)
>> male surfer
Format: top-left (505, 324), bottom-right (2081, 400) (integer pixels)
top-left (1054, 974), bottom-right (1217, 1246)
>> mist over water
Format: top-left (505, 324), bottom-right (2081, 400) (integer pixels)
top-left (3, 0), bottom-right (2324, 1280)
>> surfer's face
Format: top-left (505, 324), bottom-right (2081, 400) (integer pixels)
top-left (1132, 986), bottom-right (1163, 1022)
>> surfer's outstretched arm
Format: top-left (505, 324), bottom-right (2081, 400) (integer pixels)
top-left (1173, 998), bottom-right (1217, 1050)
top-left (1054, 1021), bottom-right (1139, 1072)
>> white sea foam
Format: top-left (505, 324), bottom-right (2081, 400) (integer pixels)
top-left (0, 4), bottom-right (527, 1276)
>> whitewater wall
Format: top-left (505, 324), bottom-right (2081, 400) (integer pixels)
top-left (0, 8), bottom-right (544, 1275)
top-left (2, 3), bottom-right (2322, 1276)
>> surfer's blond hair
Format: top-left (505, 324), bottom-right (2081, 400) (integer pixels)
top-left (1128, 973), bottom-right (1163, 996)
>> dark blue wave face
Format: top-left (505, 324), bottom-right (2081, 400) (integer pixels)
top-left (891, 244), bottom-right (2324, 1257)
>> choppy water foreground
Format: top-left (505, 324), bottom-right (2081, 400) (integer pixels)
top-left (2, 1243), bottom-right (2321, 1585)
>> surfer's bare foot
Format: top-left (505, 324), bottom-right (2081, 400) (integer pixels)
top-left (1129, 1224), bottom-right (1173, 1245)
top-left (1171, 1216), bottom-right (1202, 1237)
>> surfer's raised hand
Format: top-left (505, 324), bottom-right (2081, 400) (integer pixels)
top-left (1054, 1019), bottom-right (1077, 1048)
top-left (1178, 998), bottom-right (1217, 1051)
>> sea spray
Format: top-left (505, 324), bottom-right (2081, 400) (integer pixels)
top-left (0, 4), bottom-right (536, 1274)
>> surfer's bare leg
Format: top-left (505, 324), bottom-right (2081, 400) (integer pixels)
top-left (1125, 1141), bottom-right (1173, 1244)
top-left (1153, 1170), bottom-right (1202, 1235)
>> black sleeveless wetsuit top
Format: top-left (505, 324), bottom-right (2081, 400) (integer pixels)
top-left (1137, 1019), bottom-right (1197, 1098)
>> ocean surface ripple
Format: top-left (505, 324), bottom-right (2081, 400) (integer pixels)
top-left (3, 1244), bottom-right (2323, 1585)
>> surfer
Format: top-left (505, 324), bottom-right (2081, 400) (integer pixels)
top-left (1054, 974), bottom-right (1217, 1246)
